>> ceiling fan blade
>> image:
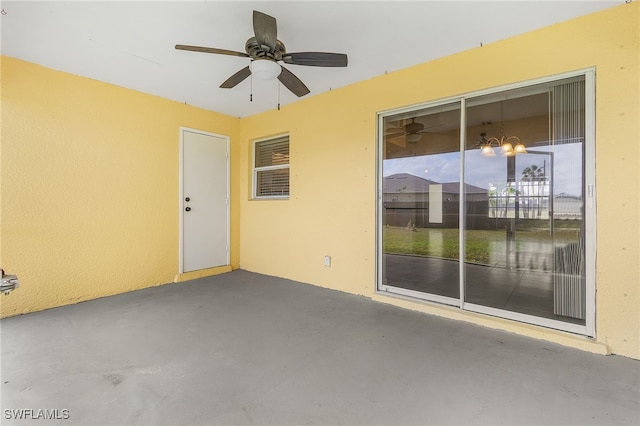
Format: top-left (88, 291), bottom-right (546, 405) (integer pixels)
top-left (282, 52), bottom-right (348, 67)
top-left (385, 132), bottom-right (406, 139)
top-left (175, 44), bottom-right (249, 58)
top-left (253, 10), bottom-right (277, 52)
top-left (418, 130), bottom-right (449, 136)
top-left (278, 66), bottom-right (310, 97)
top-left (220, 66), bottom-right (252, 89)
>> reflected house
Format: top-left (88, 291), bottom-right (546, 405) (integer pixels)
top-left (383, 173), bottom-right (487, 229)
top-left (384, 173), bottom-right (583, 230)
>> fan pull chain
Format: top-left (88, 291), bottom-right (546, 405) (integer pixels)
top-left (249, 61), bottom-right (253, 102)
top-left (277, 81), bottom-right (281, 111)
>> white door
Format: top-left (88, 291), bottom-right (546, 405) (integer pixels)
top-left (181, 129), bottom-right (229, 272)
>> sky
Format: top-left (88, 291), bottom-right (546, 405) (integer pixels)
top-left (383, 143), bottom-right (583, 197)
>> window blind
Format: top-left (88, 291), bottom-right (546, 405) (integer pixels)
top-left (256, 169), bottom-right (290, 197)
top-left (550, 77), bottom-right (586, 319)
top-left (254, 135), bottom-right (290, 198)
top-left (255, 136), bottom-right (289, 167)
top-left (551, 79), bottom-right (585, 145)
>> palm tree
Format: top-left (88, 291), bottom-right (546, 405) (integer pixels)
top-left (521, 164), bottom-right (546, 218)
top-left (503, 184), bottom-right (518, 218)
top-left (488, 185), bottom-right (498, 218)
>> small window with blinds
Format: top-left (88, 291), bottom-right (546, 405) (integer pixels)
top-left (253, 135), bottom-right (290, 199)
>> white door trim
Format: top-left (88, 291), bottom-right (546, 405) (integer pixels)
top-left (179, 127), bottom-right (230, 274)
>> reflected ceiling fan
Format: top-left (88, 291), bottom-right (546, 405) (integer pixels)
top-left (175, 10), bottom-right (348, 97)
top-left (385, 117), bottom-right (441, 145)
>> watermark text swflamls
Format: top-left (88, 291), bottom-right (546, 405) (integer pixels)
top-left (4, 409), bottom-right (70, 420)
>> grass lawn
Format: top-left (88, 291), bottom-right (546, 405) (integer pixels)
top-left (383, 226), bottom-right (581, 264)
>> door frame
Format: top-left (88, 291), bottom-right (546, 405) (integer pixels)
top-left (179, 127), bottom-right (230, 274)
top-left (376, 68), bottom-right (596, 337)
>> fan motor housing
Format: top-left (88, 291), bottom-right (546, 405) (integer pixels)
top-left (245, 37), bottom-right (286, 60)
top-left (405, 121), bottom-right (424, 134)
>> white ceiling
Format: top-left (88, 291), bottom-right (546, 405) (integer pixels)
top-left (1, 1), bottom-right (620, 118)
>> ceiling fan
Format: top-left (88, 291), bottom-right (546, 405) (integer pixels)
top-left (385, 117), bottom-right (440, 144)
top-left (175, 10), bottom-right (348, 97)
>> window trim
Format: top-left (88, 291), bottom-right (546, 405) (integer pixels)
top-left (252, 134), bottom-right (290, 200)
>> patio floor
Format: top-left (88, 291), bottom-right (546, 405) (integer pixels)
top-left (1, 270), bottom-right (638, 425)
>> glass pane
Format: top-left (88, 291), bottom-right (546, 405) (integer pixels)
top-left (382, 102), bottom-right (461, 299)
top-left (464, 77), bottom-right (585, 325)
top-left (255, 137), bottom-right (289, 168)
top-left (256, 168), bottom-right (289, 197)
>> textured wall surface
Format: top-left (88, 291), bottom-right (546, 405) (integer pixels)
top-left (1, 57), bottom-right (241, 317)
top-left (239, 3), bottom-right (639, 359)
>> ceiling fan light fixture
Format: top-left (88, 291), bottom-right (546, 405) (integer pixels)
top-left (406, 133), bottom-right (422, 143)
top-left (251, 59), bottom-right (281, 80)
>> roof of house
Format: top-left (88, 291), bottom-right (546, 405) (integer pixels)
top-left (383, 173), bottom-right (486, 195)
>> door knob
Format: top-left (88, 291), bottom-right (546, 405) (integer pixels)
top-left (185, 197), bottom-right (190, 202)
top-left (185, 207), bottom-right (191, 212)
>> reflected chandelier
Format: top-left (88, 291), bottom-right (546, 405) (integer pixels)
top-left (477, 101), bottom-right (527, 157)
top-left (477, 131), bottom-right (527, 157)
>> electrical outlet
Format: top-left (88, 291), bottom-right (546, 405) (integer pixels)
top-left (323, 255), bottom-right (331, 267)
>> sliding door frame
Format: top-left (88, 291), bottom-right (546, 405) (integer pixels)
top-left (376, 68), bottom-right (596, 337)
top-left (376, 96), bottom-right (463, 309)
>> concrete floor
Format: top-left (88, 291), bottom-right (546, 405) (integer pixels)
top-left (1, 270), bottom-right (638, 425)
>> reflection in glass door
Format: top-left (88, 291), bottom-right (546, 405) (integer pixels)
top-left (378, 72), bottom-right (593, 334)
top-left (381, 102), bottom-right (461, 302)
top-left (464, 77), bottom-right (586, 326)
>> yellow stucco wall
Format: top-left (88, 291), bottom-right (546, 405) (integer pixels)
top-left (239, 3), bottom-right (639, 358)
top-left (0, 56), bottom-right (241, 317)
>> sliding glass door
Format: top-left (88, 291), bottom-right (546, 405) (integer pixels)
top-left (378, 72), bottom-right (594, 334)
top-left (464, 77), bottom-right (587, 326)
top-left (381, 102), bottom-right (461, 303)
